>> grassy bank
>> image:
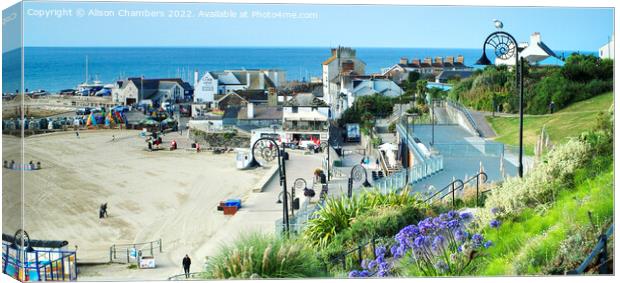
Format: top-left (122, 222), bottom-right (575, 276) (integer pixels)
top-left (487, 92), bottom-right (613, 155)
top-left (476, 161), bottom-right (613, 275)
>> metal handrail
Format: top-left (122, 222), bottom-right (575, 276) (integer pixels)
top-left (424, 179), bottom-right (464, 205)
top-left (328, 238), bottom-right (377, 270)
top-left (424, 172), bottom-right (489, 208)
top-left (445, 100), bottom-right (483, 137)
top-left (167, 272), bottom-right (207, 280)
top-left (569, 223), bottom-right (614, 274)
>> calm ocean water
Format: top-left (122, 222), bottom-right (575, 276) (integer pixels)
top-left (2, 47), bottom-right (582, 93)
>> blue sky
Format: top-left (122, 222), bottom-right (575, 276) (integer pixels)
top-left (9, 1), bottom-right (614, 51)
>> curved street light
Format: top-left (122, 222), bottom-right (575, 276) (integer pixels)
top-left (348, 164), bottom-right (372, 198)
top-left (475, 27), bottom-right (524, 178)
top-left (252, 137), bottom-right (290, 234)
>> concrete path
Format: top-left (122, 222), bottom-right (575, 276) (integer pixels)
top-left (469, 110), bottom-right (497, 138)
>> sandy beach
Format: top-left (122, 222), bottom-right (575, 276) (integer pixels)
top-left (2, 130), bottom-right (285, 280)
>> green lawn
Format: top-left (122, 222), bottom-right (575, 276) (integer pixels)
top-left (487, 92), bottom-right (613, 155)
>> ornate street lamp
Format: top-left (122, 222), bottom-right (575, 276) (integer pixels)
top-left (475, 22), bottom-right (524, 178)
top-left (348, 164), bottom-right (372, 198)
top-left (252, 137), bottom-right (290, 234)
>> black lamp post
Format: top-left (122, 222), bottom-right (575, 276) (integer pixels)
top-left (348, 164), bottom-right (371, 198)
top-left (475, 26), bottom-right (524, 178)
top-left (252, 137), bottom-right (289, 234)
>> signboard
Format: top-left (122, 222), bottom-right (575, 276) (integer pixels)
top-left (139, 256), bottom-right (156, 269)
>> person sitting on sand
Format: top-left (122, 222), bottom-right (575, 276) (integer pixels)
top-left (36, 161), bottom-right (41, 170)
top-left (10, 160), bottom-right (15, 170)
top-left (3, 160), bottom-right (7, 168)
top-left (29, 161), bottom-right (35, 170)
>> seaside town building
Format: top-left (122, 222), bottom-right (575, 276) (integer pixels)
top-left (382, 55), bottom-right (472, 83)
top-left (281, 92), bottom-right (330, 144)
top-left (599, 35), bottom-right (614, 59)
top-left (236, 103), bottom-right (283, 129)
top-left (192, 69), bottom-right (286, 105)
top-left (112, 77), bottom-right (192, 106)
top-left (495, 32), bottom-right (559, 66)
top-left (338, 76), bottom-right (404, 111)
top-left (322, 47), bottom-right (366, 119)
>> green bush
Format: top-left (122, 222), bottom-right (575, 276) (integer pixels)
top-left (449, 53), bottom-right (613, 115)
top-left (303, 188), bottom-right (422, 248)
top-left (204, 233), bottom-right (324, 279)
top-left (317, 204), bottom-right (427, 273)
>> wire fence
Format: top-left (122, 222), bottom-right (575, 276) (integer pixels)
top-left (109, 239), bottom-right (162, 264)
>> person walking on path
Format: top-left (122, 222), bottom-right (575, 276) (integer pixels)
top-left (182, 254), bottom-right (191, 278)
top-left (549, 101), bottom-right (556, 114)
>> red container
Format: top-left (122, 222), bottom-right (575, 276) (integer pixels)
top-left (223, 206), bottom-right (238, 215)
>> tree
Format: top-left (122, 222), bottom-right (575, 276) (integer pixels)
top-left (415, 80), bottom-right (428, 105)
top-left (407, 71), bottom-right (421, 84)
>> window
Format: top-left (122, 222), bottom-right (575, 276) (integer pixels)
top-left (292, 106), bottom-right (298, 113)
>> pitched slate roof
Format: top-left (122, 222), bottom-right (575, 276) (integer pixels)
top-left (237, 105), bottom-right (283, 120)
top-left (283, 92), bottom-right (329, 107)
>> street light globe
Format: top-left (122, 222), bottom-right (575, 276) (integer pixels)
top-left (493, 19), bottom-right (504, 30)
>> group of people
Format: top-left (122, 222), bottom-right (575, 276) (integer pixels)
top-left (3, 160), bottom-right (41, 170)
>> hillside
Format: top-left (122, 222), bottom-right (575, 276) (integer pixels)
top-left (486, 92), bottom-right (613, 155)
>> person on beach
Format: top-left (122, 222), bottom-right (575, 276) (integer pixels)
top-left (112, 135), bottom-right (115, 142)
top-left (182, 254), bottom-right (191, 278)
top-left (76, 130), bottom-right (80, 138)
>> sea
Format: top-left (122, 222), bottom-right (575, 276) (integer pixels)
top-left (2, 47), bottom-right (584, 93)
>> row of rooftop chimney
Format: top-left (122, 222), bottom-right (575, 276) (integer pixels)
top-left (399, 55), bottom-right (465, 65)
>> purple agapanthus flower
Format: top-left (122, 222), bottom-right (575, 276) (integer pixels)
top-left (367, 259), bottom-right (377, 270)
top-left (471, 233), bottom-right (484, 248)
top-left (414, 235), bottom-right (427, 248)
top-left (375, 246), bottom-right (387, 257)
top-left (348, 270), bottom-right (360, 278)
top-left (454, 229), bottom-right (468, 242)
top-left (432, 235), bottom-right (446, 251)
top-left (483, 240), bottom-right (493, 249)
top-left (459, 212), bottom-right (473, 221)
top-left (447, 210), bottom-right (459, 219)
top-left (490, 219), bottom-right (501, 229)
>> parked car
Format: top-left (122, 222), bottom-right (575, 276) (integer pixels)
top-left (76, 107), bottom-right (92, 115)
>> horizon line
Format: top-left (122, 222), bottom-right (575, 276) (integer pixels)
top-left (4, 45), bottom-right (594, 54)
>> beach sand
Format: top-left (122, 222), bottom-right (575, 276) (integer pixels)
top-left (2, 130), bottom-right (279, 280)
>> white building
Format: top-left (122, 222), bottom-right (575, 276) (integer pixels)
top-left (112, 77), bottom-right (189, 106)
top-left (338, 78), bottom-right (404, 110)
top-left (599, 36), bottom-right (614, 59)
top-left (282, 92), bottom-right (330, 144)
top-left (193, 69), bottom-right (286, 105)
top-left (495, 32), bottom-right (558, 66)
top-left (321, 47), bottom-right (366, 119)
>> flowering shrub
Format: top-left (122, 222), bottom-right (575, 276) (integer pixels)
top-left (349, 210), bottom-right (492, 277)
top-left (480, 139), bottom-right (591, 225)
